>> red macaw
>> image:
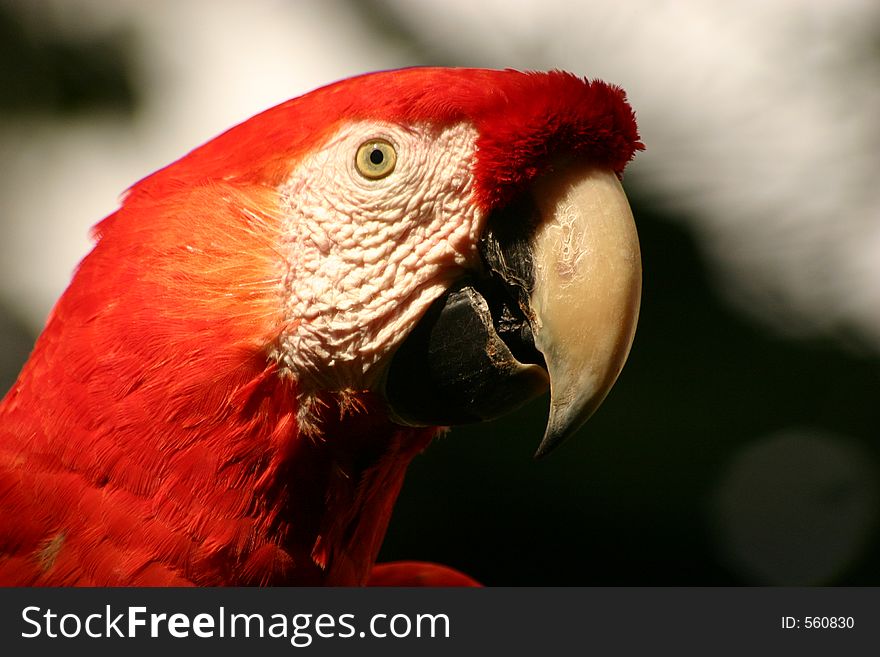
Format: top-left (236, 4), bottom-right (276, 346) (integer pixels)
top-left (0, 68), bottom-right (642, 586)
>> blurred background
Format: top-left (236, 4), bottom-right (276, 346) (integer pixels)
top-left (1, 0), bottom-right (878, 584)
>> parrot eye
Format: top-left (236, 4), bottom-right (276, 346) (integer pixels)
top-left (355, 139), bottom-right (397, 179)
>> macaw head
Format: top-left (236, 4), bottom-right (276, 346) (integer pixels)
top-left (96, 67), bottom-right (643, 457)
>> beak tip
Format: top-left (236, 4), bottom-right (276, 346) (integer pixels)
top-left (534, 387), bottom-right (610, 458)
top-left (532, 428), bottom-right (574, 459)
top-left (532, 440), bottom-right (555, 460)
top-left (532, 408), bottom-right (582, 459)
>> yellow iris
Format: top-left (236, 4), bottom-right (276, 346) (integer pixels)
top-left (355, 139), bottom-right (397, 179)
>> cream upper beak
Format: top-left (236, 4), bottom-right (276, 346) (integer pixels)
top-left (530, 166), bottom-right (642, 457)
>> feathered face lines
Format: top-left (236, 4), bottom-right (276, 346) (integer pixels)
top-left (273, 120), bottom-right (482, 392)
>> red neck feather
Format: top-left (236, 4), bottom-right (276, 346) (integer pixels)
top-left (1, 180), bottom-right (433, 585)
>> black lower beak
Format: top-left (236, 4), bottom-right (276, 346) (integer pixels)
top-left (383, 280), bottom-right (549, 428)
top-left (382, 166), bottom-right (641, 457)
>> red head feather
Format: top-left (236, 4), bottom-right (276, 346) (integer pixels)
top-left (117, 68), bottom-right (641, 216)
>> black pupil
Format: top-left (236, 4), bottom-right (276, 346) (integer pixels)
top-left (369, 147), bottom-right (384, 166)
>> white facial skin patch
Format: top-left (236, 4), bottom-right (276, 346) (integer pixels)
top-left (275, 121), bottom-right (482, 393)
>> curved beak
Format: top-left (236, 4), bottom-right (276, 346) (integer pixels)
top-left (529, 167), bottom-right (641, 457)
top-left (383, 166), bottom-right (641, 458)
